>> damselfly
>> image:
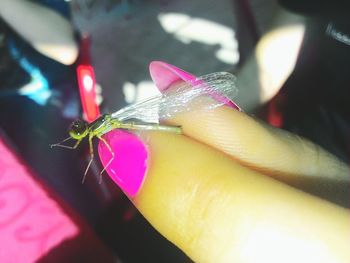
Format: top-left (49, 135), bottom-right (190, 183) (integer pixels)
top-left (51, 72), bottom-right (238, 182)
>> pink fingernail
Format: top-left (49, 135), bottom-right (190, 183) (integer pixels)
top-left (98, 130), bottom-right (148, 197)
top-left (149, 61), bottom-right (240, 110)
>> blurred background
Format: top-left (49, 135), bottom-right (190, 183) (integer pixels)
top-left (1, 0), bottom-right (348, 262)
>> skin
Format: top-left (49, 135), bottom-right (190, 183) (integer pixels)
top-left (125, 86), bottom-right (349, 263)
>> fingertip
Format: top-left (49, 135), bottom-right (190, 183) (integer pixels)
top-left (149, 61), bottom-right (241, 110)
top-left (98, 130), bottom-right (148, 197)
top-left (149, 61), bottom-right (196, 91)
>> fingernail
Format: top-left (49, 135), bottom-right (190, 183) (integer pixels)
top-left (98, 130), bottom-right (148, 197)
top-left (149, 61), bottom-right (240, 110)
top-left (149, 61), bottom-right (196, 91)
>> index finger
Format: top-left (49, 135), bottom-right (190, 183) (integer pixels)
top-left (150, 61), bottom-right (349, 203)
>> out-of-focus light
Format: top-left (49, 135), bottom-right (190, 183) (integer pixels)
top-left (216, 48), bottom-right (240, 65)
top-left (18, 72), bottom-right (51, 106)
top-left (158, 13), bottom-right (239, 65)
top-left (83, 74), bottom-right (94, 92)
top-left (122, 80), bottom-right (161, 104)
top-left (257, 24), bottom-right (305, 103)
top-left (94, 83), bottom-right (103, 106)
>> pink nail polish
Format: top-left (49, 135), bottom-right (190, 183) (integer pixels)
top-left (149, 61), bottom-right (196, 92)
top-left (149, 61), bottom-right (240, 110)
top-left (98, 130), bottom-right (148, 197)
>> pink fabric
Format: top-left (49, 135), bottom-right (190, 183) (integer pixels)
top-left (0, 138), bottom-right (78, 263)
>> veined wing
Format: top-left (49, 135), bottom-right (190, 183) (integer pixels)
top-left (111, 72), bottom-right (238, 123)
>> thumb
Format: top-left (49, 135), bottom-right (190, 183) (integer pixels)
top-left (98, 129), bottom-right (350, 263)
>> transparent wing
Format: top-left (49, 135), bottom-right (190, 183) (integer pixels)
top-left (111, 72), bottom-right (238, 123)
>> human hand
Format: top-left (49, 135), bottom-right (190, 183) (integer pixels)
top-left (98, 61), bottom-right (350, 263)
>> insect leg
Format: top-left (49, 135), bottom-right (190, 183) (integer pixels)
top-left (97, 135), bottom-right (115, 184)
top-left (72, 139), bottom-right (82, 149)
top-left (50, 137), bottom-right (82, 149)
top-left (82, 135), bottom-right (94, 184)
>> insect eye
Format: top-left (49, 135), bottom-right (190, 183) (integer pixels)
top-left (69, 120), bottom-right (88, 139)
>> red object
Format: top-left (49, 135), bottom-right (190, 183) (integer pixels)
top-left (76, 35), bottom-right (100, 123)
top-left (267, 96), bottom-right (284, 128)
top-left (77, 65), bottom-right (100, 122)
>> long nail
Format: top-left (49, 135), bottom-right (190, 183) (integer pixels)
top-left (98, 130), bottom-right (148, 197)
top-left (149, 61), bottom-right (240, 110)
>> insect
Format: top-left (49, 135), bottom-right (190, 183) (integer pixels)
top-left (50, 72), bottom-right (238, 183)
